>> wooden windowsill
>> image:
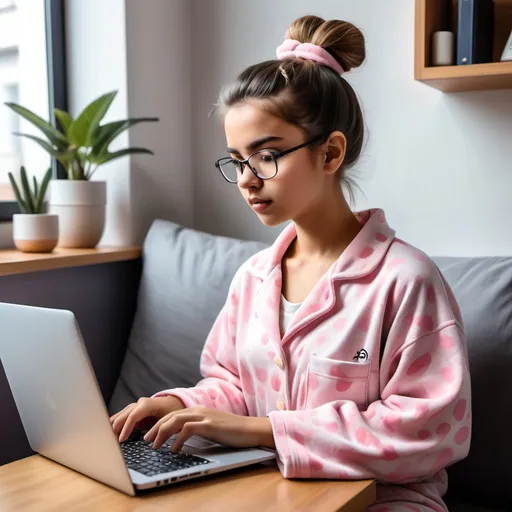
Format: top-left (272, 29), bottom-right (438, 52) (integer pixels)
top-left (0, 246), bottom-right (142, 276)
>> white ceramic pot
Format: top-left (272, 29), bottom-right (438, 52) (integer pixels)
top-left (49, 180), bottom-right (106, 248)
top-left (13, 214), bottom-right (59, 253)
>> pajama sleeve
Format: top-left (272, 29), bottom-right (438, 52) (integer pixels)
top-left (268, 275), bottom-right (472, 481)
top-left (153, 266), bottom-right (249, 416)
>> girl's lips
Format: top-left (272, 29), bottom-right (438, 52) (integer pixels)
top-left (251, 200), bottom-right (272, 213)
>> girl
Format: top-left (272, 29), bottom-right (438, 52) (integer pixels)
top-left (111, 15), bottom-right (471, 512)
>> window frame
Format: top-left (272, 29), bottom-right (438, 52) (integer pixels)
top-left (0, 0), bottom-right (68, 222)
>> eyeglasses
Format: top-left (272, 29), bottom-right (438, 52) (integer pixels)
top-left (215, 135), bottom-right (326, 184)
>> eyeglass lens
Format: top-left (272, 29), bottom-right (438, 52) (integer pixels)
top-left (219, 150), bottom-right (277, 182)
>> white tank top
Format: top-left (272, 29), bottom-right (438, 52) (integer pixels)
top-left (279, 294), bottom-right (303, 335)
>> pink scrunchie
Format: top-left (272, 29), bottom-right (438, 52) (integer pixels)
top-left (276, 39), bottom-right (345, 75)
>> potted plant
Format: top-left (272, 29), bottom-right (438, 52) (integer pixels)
top-left (8, 166), bottom-right (58, 253)
top-left (4, 91), bottom-right (158, 248)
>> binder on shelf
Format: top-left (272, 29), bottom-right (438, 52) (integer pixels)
top-left (457, 0), bottom-right (494, 65)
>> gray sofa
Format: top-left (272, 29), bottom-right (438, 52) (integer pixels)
top-left (3, 218), bottom-right (512, 510)
top-left (110, 219), bottom-right (512, 511)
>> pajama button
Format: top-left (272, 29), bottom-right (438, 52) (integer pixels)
top-left (273, 356), bottom-right (284, 369)
top-left (276, 400), bottom-right (285, 410)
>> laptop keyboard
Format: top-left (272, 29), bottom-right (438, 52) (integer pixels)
top-left (121, 431), bottom-right (210, 477)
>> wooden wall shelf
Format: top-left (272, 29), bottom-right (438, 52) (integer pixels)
top-left (415, 0), bottom-right (512, 92)
top-left (0, 246), bottom-right (141, 276)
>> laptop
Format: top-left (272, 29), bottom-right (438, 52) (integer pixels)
top-left (0, 302), bottom-right (276, 495)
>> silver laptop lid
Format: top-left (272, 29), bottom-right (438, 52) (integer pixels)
top-left (0, 303), bottom-right (134, 496)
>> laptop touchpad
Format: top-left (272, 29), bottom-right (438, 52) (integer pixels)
top-left (183, 435), bottom-right (223, 449)
top-left (163, 434), bottom-right (223, 450)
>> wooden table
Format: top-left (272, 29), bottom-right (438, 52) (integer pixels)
top-left (0, 455), bottom-right (376, 512)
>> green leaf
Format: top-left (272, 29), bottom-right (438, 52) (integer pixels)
top-left (67, 91), bottom-right (117, 147)
top-left (20, 166), bottom-right (36, 214)
top-left (86, 91), bottom-right (118, 146)
top-left (5, 103), bottom-right (67, 149)
top-left (12, 132), bottom-right (65, 158)
top-left (88, 117), bottom-right (159, 166)
top-left (54, 108), bottom-right (73, 135)
top-left (8, 172), bottom-right (27, 213)
top-left (88, 121), bottom-right (125, 163)
top-left (89, 117), bottom-right (159, 161)
top-left (33, 176), bottom-right (39, 201)
top-left (34, 168), bottom-right (52, 213)
top-left (56, 155), bottom-right (72, 173)
top-left (68, 155), bottom-right (86, 180)
top-left (93, 147), bottom-right (154, 166)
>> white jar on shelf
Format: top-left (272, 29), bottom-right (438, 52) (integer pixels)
top-left (432, 31), bottom-right (455, 66)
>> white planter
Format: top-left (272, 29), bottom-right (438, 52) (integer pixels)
top-left (49, 180), bottom-right (106, 248)
top-left (13, 214), bottom-right (59, 253)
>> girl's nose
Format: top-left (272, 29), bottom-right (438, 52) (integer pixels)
top-left (237, 164), bottom-right (262, 190)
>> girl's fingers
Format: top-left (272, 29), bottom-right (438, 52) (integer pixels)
top-left (143, 411), bottom-right (176, 443)
top-left (171, 422), bottom-right (205, 453)
top-left (144, 407), bottom-right (199, 442)
top-left (110, 403), bottom-right (134, 424)
top-left (149, 413), bottom-right (203, 450)
top-left (119, 401), bottom-right (156, 442)
top-left (111, 405), bottom-right (137, 435)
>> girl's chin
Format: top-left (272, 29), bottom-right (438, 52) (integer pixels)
top-left (250, 202), bottom-right (289, 227)
top-left (256, 213), bottom-right (287, 227)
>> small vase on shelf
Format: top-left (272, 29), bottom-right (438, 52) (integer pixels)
top-left (8, 167), bottom-right (58, 254)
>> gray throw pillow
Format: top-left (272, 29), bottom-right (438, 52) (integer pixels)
top-left (433, 256), bottom-right (512, 509)
top-left (109, 219), bottom-right (268, 414)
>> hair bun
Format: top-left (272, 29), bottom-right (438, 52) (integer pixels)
top-left (286, 16), bottom-right (365, 72)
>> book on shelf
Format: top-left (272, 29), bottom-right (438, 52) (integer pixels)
top-left (457, 0), bottom-right (494, 65)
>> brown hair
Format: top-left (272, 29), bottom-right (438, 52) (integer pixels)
top-left (217, 15), bottom-right (366, 201)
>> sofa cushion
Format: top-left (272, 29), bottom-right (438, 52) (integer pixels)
top-left (433, 257), bottom-right (512, 509)
top-left (109, 219), bottom-right (267, 414)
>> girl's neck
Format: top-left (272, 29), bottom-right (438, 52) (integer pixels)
top-left (287, 187), bottom-right (362, 264)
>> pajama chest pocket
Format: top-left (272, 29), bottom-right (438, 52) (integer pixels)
top-left (306, 354), bottom-right (370, 409)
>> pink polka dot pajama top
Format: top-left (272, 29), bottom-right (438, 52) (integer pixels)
top-left (155, 208), bottom-right (472, 512)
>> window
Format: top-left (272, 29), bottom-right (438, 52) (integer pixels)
top-left (0, 0), bottom-right (67, 221)
top-left (0, 0), bottom-right (16, 12)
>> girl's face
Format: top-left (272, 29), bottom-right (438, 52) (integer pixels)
top-left (223, 100), bottom-right (333, 227)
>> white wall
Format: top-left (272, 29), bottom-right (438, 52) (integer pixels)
top-left (64, 0), bottom-right (511, 256)
top-left (191, 0), bottom-right (284, 244)
top-left (125, 0), bottom-right (193, 242)
top-left (66, 0), bottom-right (132, 246)
top-left (65, 0), bottom-right (193, 246)
top-left (191, 0), bottom-right (512, 256)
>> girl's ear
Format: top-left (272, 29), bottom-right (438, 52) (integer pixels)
top-left (323, 131), bottom-right (347, 174)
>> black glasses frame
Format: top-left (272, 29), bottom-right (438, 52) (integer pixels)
top-left (215, 135), bottom-right (326, 184)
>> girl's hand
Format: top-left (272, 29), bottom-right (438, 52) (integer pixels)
top-left (110, 396), bottom-right (186, 442)
top-left (143, 406), bottom-right (276, 452)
